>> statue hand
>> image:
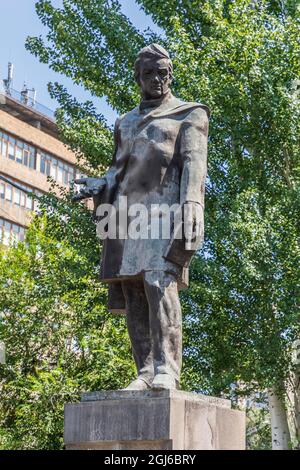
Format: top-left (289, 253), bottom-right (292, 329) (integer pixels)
top-left (183, 202), bottom-right (204, 250)
top-left (72, 177), bottom-right (106, 202)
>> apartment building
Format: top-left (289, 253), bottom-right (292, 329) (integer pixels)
top-left (0, 66), bottom-right (79, 245)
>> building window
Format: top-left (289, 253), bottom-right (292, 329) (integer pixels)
top-left (0, 177), bottom-right (37, 211)
top-left (50, 158), bottom-right (57, 179)
top-left (0, 129), bottom-right (75, 185)
top-left (1, 139), bottom-right (7, 157)
top-left (26, 196), bottom-right (34, 210)
top-left (20, 192), bottom-right (26, 206)
top-left (34, 191), bottom-right (42, 212)
top-left (8, 138), bottom-right (15, 160)
top-left (0, 131), bottom-right (36, 169)
top-left (16, 143), bottom-right (23, 164)
top-left (23, 149), bottom-right (29, 166)
top-left (3, 220), bottom-right (10, 245)
top-left (40, 153), bottom-right (51, 175)
top-left (57, 161), bottom-right (63, 184)
top-left (29, 149), bottom-right (36, 169)
top-left (6, 185), bottom-right (12, 201)
top-left (0, 218), bottom-right (25, 245)
top-left (40, 154), bottom-right (46, 174)
top-left (13, 189), bottom-right (21, 206)
top-left (40, 151), bottom-right (75, 186)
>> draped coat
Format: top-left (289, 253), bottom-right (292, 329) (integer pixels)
top-left (94, 92), bottom-right (209, 313)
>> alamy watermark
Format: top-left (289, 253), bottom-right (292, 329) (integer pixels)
top-left (95, 197), bottom-right (203, 250)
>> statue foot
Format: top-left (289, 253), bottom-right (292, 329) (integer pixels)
top-left (122, 377), bottom-right (151, 391)
top-left (151, 374), bottom-right (179, 390)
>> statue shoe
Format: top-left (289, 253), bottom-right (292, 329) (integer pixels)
top-left (122, 377), bottom-right (151, 391)
top-left (151, 374), bottom-right (178, 390)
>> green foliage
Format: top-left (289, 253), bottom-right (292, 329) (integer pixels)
top-left (48, 82), bottom-right (114, 173)
top-left (0, 0), bottom-right (299, 448)
top-left (0, 208), bottom-right (134, 449)
top-left (246, 402), bottom-right (272, 450)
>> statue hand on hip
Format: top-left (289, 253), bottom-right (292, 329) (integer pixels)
top-left (184, 201), bottom-right (204, 250)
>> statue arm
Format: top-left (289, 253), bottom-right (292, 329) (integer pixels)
top-left (164, 107), bottom-right (209, 264)
top-left (179, 107), bottom-right (208, 251)
top-left (179, 106), bottom-right (208, 207)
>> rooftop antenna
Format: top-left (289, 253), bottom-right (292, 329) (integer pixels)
top-left (32, 88), bottom-right (37, 106)
top-left (3, 62), bottom-right (13, 94)
top-left (21, 82), bottom-right (29, 105)
top-left (21, 82), bottom-right (37, 108)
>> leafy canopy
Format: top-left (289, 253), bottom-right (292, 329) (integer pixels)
top-left (0, 0), bottom-right (299, 449)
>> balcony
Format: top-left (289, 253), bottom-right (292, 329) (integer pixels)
top-left (6, 87), bottom-right (55, 121)
top-left (0, 83), bottom-right (58, 138)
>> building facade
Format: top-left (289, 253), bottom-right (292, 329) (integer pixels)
top-left (0, 83), bottom-right (78, 245)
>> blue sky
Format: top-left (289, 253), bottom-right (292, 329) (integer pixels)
top-left (0, 0), bottom-right (160, 125)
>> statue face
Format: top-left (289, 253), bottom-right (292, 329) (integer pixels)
top-left (139, 58), bottom-right (172, 99)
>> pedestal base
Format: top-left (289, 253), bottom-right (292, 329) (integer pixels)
top-left (64, 390), bottom-right (245, 450)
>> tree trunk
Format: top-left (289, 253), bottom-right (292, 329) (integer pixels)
top-left (293, 371), bottom-right (300, 448)
top-left (268, 386), bottom-right (291, 450)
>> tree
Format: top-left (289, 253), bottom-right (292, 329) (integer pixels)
top-left (0, 202), bottom-right (134, 449)
top-left (1, 0), bottom-right (299, 449)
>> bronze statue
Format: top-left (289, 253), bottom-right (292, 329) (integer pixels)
top-left (75, 44), bottom-right (209, 391)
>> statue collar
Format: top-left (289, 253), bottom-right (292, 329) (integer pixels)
top-left (139, 91), bottom-right (174, 112)
top-left (137, 92), bottom-right (210, 122)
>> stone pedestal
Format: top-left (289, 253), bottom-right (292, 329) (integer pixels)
top-left (64, 390), bottom-right (245, 450)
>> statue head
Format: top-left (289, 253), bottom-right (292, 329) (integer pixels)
top-left (134, 43), bottom-right (173, 100)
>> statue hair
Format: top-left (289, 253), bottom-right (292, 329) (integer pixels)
top-left (134, 43), bottom-right (173, 83)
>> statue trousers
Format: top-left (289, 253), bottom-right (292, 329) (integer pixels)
top-left (121, 270), bottom-right (182, 386)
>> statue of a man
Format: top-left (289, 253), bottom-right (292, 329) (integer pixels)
top-left (75, 44), bottom-right (209, 391)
